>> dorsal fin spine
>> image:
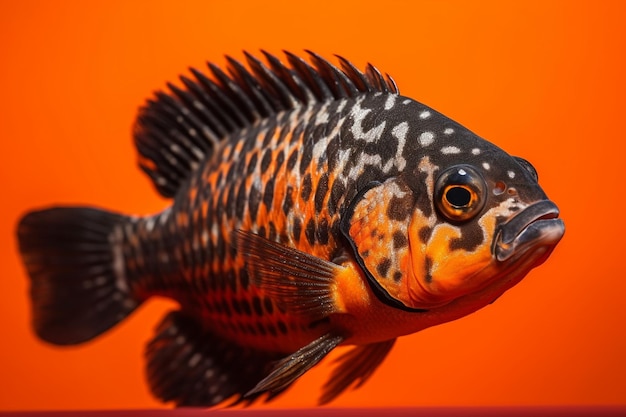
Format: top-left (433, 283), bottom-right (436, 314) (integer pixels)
top-left (209, 62), bottom-right (260, 123)
top-left (179, 74), bottom-right (228, 141)
top-left (225, 56), bottom-right (275, 117)
top-left (189, 67), bottom-right (246, 129)
top-left (246, 51), bottom-right (296, 110)
top-left (284, 51), bottom-right (334, 102)
top-left (134, 51), bottom-right (400, 198)
top-left (166, 82), bottom-right (217, 150)
top-left (336, 55), bottom-right (371, 93)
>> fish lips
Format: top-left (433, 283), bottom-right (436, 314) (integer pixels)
top-left (494, 200), bottom-right (565, 262)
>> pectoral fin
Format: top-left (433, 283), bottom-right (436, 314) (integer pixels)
top-left (234, 230), bottom-right (345, 320)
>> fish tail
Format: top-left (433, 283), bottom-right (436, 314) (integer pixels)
top-left (16, 206), bottom-right (142, 345)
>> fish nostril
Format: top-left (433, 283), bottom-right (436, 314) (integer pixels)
top-left (493, 181), bottom-right (506, 195)
top-left (507, 187), bottom-right (517, 196)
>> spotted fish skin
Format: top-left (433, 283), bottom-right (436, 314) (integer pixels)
top-left (16, 51), bottom-right (565, 407)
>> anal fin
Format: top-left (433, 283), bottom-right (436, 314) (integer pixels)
top-left (146, 311), bottom-right (283, 407)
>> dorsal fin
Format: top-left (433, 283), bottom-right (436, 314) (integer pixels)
top-left (133, 51), bottom-right (399, 198)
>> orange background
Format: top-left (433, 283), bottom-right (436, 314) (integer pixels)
top-left (1, 0), bottom-right (625, 411)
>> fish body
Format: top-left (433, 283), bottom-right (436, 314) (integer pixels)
top-left (17, 51), bottom-right (565, 406)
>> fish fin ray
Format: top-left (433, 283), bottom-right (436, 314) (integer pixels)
top-left (319, 338), bottom-right (396, 404)
top-left (146, 310), bottom-right (284, 407)
top-left (234, 230), bottom-right (342, 320)
top-left (133, 51), bottom-right (398, 198)
top-left (246, 333), bottom-right (344, 397)
top-left (16, 207), bottom-right (140, 345)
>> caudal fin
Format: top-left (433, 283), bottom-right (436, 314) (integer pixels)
top-left (16, 207), bottom-right (141, 345)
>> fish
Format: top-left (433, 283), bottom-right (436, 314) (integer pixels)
top-left (16, 50), bottom-right (565, 407)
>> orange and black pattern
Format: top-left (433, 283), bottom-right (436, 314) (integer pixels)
top-left (16, 51), bottom-right (564, 406)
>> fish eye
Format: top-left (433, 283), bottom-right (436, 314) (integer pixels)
top-left (435, 165), bottom-right (487, 222)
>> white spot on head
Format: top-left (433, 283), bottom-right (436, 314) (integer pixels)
top-left (350, 101), bottom-right (386, 142)
top-left (471, 148), bottom-right (481, 155)
top-left (441, 146), bottom-right (461, 155)
top-left (507, 170), bottom-right (516, 179)
top-left (419, 131), bottom-right (435, 146)
top-left (392, 121), bottom-right (409, 141)
top-left (444, 128), bottom-right (454, 135)
top-left (482, 162), bottom-right (491, 170)
top-left (402, 99), bottom-right (411, 105)
top-left (419, 110), bottom-right (431, 119)
top-left (384, 95), bottom-right (396, 110)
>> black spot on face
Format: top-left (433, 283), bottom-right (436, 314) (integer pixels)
top-left (419, 226), bottom-right (433, 243)
top-left (393, 271), bottom-right (403, 282)
top-left (263, 297), bottom-right (274, 314)
top-left (449, 221), bottom-right (484, 252)
top-left (393, 231), bottom-right (408, 249)
top-left (376, 258), bottom-right (392, 278)
top-left (386, 195), bottom-right (414, 221)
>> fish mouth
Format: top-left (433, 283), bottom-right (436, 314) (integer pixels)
top-left (494, 200), bottom-right (565, 262)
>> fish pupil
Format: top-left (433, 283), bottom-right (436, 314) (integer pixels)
top-left (446, 186), bottom-right (471, 208)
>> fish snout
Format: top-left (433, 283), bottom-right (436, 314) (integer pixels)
top-left (494, 200), bottom-right (565, 262)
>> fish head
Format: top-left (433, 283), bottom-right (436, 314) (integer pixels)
top-left (343, 114), bottom-right (565, 312)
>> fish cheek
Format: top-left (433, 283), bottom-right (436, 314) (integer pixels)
top-left (407, 209), bottom-right (498, 307)
top-left (344, 179), bottom-right (417, 308)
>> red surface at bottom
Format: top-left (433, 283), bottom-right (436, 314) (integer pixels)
top-left (2, 408), bottom-right (626, 417)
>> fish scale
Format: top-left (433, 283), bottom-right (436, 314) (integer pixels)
top-left (16, 50), bottom-right (564, 407)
